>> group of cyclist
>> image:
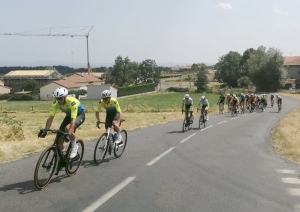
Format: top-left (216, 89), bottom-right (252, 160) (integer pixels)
top-left (182, 92), bottom-right (283, 123)
top-left (38, 87), bottom-right (123, 160)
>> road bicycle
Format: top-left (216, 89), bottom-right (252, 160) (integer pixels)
top-left (218, 102), bottom-right (224, 114)
top-left (198, 108), bottom-right (207, 129)
top-left (182, 111), bottom-right (193, 132)
top-left (94, 119), bottom-right (127, 165)
top-left (240, 102), bottom-right (245, 113)
top-left (271, 99), bottom-right (274, 107)
top-left (278, 103), bottom-right (282, 112)
top-left (231, 105), bottom-right (238, 117)
top-left (34, 129), bottom-right (84, 189)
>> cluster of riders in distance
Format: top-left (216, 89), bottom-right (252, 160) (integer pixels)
top-left (182, 93), bottom-right (283, 124)
top-left (218, 93), bottom-right (283, 114)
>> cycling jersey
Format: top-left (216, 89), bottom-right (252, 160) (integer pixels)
top-left (219, 95), bottom-right (225, 103)
top-left (182, 98), bottom-right (193, 111)
top-left (50, 97), bottom-right (85, 118)
top-left (240, 94), bottom-right (245, 100)
top-left (96, 97), bottom-right (122, 114)
top-left (199, 99), bottom-right (209, 110)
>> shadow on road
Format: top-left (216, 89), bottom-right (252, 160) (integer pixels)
top-left (0, 180), bottom-right (40, 194)
top-left (167, 131), bottom-right (185, 134)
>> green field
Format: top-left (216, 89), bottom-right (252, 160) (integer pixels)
top-left (0, 92), bottom-right (220, 113)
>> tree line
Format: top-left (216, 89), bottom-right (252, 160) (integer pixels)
top-left (214, 46), bottom-right (287, 92)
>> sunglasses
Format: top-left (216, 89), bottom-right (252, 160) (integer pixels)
top-left (102, 97), bottom-right (109, 101)
top-left (56, 97), bottom-right (64, 101)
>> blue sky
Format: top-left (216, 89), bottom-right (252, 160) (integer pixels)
top-left (0, 0), bottom-right (299, 67)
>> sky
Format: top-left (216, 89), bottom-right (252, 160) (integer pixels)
top-left (0, 0), bottom-right (299, 68)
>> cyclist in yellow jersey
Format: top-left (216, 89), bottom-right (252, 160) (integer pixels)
top-left (95, 90), bottom-right (123, 144)
top-left (38, 87), bottom-right (85, 158)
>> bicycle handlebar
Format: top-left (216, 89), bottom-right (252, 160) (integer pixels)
top-left (40, 129), bottom-right (71, 141)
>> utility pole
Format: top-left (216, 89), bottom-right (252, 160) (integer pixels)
top-left (0, 25), bottom-right (94, 75)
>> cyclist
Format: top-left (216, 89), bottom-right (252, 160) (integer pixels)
top-left (275, 94), bottom-right (279, 104)
top-left (261, 94), bottom-right (267, 108)
top-left (198, 96), bottom-right (209, 120)
top-left (270, 94), bottom-right (274, 107)
top-left (239, 93), bottom-right (245, 110)
top-left (217, 93), bottom-right (225, 114)
top-left (226, 93), bottom-right (232, 112)
top-left (278, 95), bottom-right (283, 106)
top-left (38, 87), bottom-right (85, 159)
top-left (232, 94), bottom-right (239, 113)
top-left (96, 90), bottom-right (123, 144)
top-left (182, 94), bottom-right (194, 124)
top-left (249, 93), bottom-right (255, 110)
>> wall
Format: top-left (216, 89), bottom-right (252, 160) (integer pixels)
top-left (286, 66), bottom-right (300, 82)
top-left (86, 85), bottom-right (117, 100)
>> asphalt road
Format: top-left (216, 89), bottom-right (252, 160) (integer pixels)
top-left (0, 96), bottom-right (300, 212)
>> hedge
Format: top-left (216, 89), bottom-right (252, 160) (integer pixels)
top-left (118, 84), bottom-right (155, 97)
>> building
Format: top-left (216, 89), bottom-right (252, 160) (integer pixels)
top-left (0, 85), bottom-right (11, 94)
top-left (284, 56), bottom-right (300, 87)
top-left (86, 85), bottom-right (118, 100)
top-left (40, 73), bottom-right (102, 100)
top-left (3, 70), bottom-right (62, 92)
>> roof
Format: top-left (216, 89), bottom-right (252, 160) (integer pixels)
top-left (51, 74), bottom-right (100, 89)
top-left (285, 78), bottom-right (296, 85)
top-left (5, 70), bottom-right (56, 76)
top-left (284, 56), bottom-right (300, 66)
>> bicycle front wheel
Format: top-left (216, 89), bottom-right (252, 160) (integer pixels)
top-left (94, 133), bottom-right (109, 165)
top-left (114, 130), bottom-right (128, 158)
top-left (182, 118), bottom-right (188, 132)
top-left (34, 146), bottom-right (57, 189)
top-left (198, 116), bottom-right (203, 129)
top-left (66, 140), bottom-right (84, 176)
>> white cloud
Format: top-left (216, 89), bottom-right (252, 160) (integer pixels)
top-left (216, 3), bottom-right (233, 10)
top-left (273, 7), bottom-right (289, 15)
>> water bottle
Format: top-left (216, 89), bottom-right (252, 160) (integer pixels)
top-left (113, 133), bottom-right (118, 142)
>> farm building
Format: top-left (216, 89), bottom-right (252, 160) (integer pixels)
top-left (86, 85), bottom-right (118, 100)
top-left (3, 70), bottom-right (62, 92)
top-left (40, 73), bottom-right (102, 100)
top-left (284, 56), bottom-right (300, 87)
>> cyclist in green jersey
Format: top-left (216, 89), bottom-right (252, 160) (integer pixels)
top-left (38, 87), bottom-right (85, 158)
top-left (95, 90), bottom-right (123, 143)
top-left (182, 94), bottom-right (194, 123)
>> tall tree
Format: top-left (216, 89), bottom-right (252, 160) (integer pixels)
top-left (194, 63), bottom-right (209, 92)
top-left (214, 51), bottom-right (242, 87)
top-left (139, 59), bottom-right (161, 85)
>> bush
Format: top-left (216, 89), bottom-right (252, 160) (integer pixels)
top-left (166, 87), bottom-right (189, 92)
top-left (118, 84), bottom-right (155, 97)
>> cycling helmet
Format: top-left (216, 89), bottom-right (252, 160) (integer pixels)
top-left (241, 93), bottom-right (244, 96)
top-left (201, 96), bottom-right (205, 100)
top-left (184, 94), bottom-right (190, 99)
top-left (233, 94), bottom-right (236, 97)
top-left (276, 94), bottom-right (278, 96)
top-left (101, 90), bottom-right (112, 98)
top-left (53, 87), bottom-right (68, 98)
top-left (227, 93), bottom-right (230, 96)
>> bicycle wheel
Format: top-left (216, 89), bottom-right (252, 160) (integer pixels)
top-left (203, 116), bottom-right (207, 128)
top-left (114, 130), bottom-right (127, 158)
top-left (182, 118), bottom-right (188, 132)
top-left (65, 140), bottom-right (84, 176)
top-left (94, 133), bottom-right (109, 165)
top-left (198, 115), bottom-right (203, 129)
top-left (34, 146), bottom-right (57, 189)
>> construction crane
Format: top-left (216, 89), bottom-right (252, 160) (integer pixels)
top-left (0, 26), bottom-right (94, 75)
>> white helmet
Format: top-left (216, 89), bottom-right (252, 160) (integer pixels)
top-left (276, 94), bottom-right (278, 96)
top-left (101, 90), bottom-right (111, 98)
top-left (184, 94), bottom-right (189, 99)
top-left (233, 94), bottom-right (236, 97)
top-left (201, 96), bottom-right (205, 100)
top-left (241, 93), bottom-right (244, 96)
top-left (53, 87), bottom-right (68, 98)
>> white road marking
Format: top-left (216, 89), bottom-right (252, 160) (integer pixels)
top-left (180, 133), bottom-right (196, 143)
top-left (217, 121), bottom-right (227, 125)
top-left (288, 188), bottom-right (300, 196)
top-left (282, 178), bottom-right (300, 184)
top-left (82, 176), bottom-right (136, 212)
top-left (200, 125), bottom-right (213, 131)
top-left (276, 169), bottom-right (299, 174)
top-left (146, 147), bottom-right (175, 166)
top-left (230, 117), bottom-right (239, 120)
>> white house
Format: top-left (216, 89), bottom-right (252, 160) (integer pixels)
top-left (86, 85), bottom-right (118, 100)
top-left (40, 73), bottom-right (102, 100)
top-left (0, 85), bottom-right (11, 94)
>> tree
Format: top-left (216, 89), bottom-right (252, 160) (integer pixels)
top-left (194, 63), bottom-right (209, 92)
top-left (22, 79), bottom-right (39, 93)
top-left (214, 51), bottom-right (242, 87)
top-left (245, 46), bottom-right (287, 91)
top-left (139, 59), bottom-right (161, 85)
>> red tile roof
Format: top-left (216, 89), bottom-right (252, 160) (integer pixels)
top-left (284, 56), bottom-right (300, 65)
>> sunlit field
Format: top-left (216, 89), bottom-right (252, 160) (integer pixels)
top-left (0, 91), bottom-right (220, 164)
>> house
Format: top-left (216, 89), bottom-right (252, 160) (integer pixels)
top-left (40, 73), bottom-right (101, 100)
top-left (284, 56), bottom-right (300, 87)
top-left (0, 85), bottom-right (11, 94)
top-left (69, 72), bottom-right (103, 80)
top-left (86, 85), bottom-right (118, 100)
top-left (3, 70), bottom-right (62, 92)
